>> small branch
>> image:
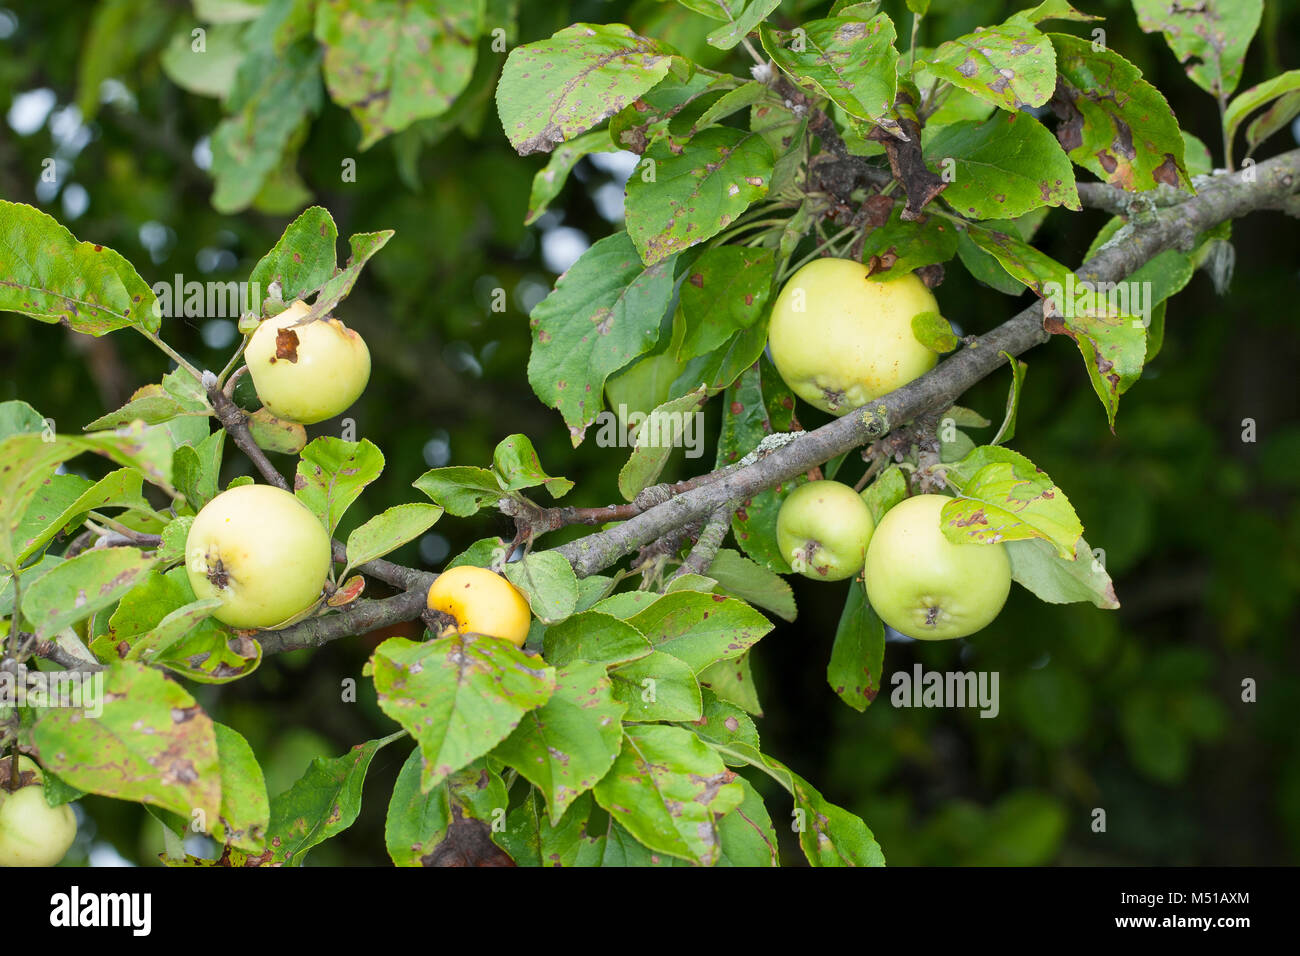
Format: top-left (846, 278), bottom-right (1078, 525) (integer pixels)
top-left (1076, 180), bottom-right (1191, 216)
top-left (256, 588), bottom-right (429, 655)
top-left (206, 381), bottom-right (289, 491)
top-left (670, 506), bottom-right (734, 581)
top-left (329, 540), bottom-right (436, 593)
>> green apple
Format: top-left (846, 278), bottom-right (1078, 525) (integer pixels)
top-left (186, 484), bottom-right (332, 629)
top-left (0, 782), bottom-right (76, 867)
top-left (767, 258), bottom-right (941, 415)
top-left (245, 300), bottom-right (371, 424)
top-left (776, 480), bottom-right (876, 581)
top-left (863, 494), bottom-right (1011, 640)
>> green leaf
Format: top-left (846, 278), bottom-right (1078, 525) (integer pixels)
top-left (963, 222), bottom-right (1078, 297)
top-left (367, 635), bottom-right (556, 790)
top-left (173, 429), bottom-right (225, 511)
top-left (1224, 69), bottom-right (1300, 157)
top-left (22, 547), bottom-right (155, 638)
top-left (160, 21), bottom-right (245, 99)
top-left (1006, 535), bottom-right (1119, 609)
top-left (526, 131), bottom-right (614, 225)
top-left (923, 20), bottom-right (1056, 112)
top-left (493, 661), bottom-right (626, 823)
top-left (592, 724), bottom-right (744, 865)
top-left (315, 0), bottom-right (483, 149)
top-left (991, 354), bottom-right (1028, 446)
top-left (941, 446), bottom-right (1083, 558)
top-left (0, 200), bottom-right (159, 334)
top-left (501, 550), bottom-right (579, 624)
top-left (246, 408), bottom-right (307, 455)
top-left (698, 650), bottom-right (762, 715)
top-left (717, 776), bottom-right (780, 865)
top-left (616, 387), bottom-right (709, 502)
top-left (492, 434), bottom-right (573, 497)
top-left (627, 589), bottom-right (772, 673)
top-left (910, 311), bottom-right (958, 353)
top-left (13, 467), bottom-right (151, 565)
top-left (827, 578), bottom-right (885, 711)
top-left (925, 111), bottom-right (1079, 219)
top-left (542, 611), bottom-right (653, 669)
top-left (716, 358), bottom-right (800, 572)
top-left (500, 790), bottom-right (605, 867)
top-left (213, 723), bottom-right (270, 852)
top-left (705, 548), bottom-right (796, 622)
top-left (677, 246), bottom-right (775, 362)
top-left (858, 204), bottom-right (959, 278)
top-left (155, 621), bottom-right (262, 684)
top-left (1246, 91), bottom-right (1300, 156)
top-left (759, 15), bottom-right (899, 124)
top-left (1133, 0), bottom-right (1262, 98)
top-left (527, 231), bottom-right (677, 444)
top-left (496, 23), bottom-right (677, 155)
top-left (624, 127), bottom-right (773, 265)
top-left (294, 437), bottom-right (384, 535)
top-left (707, 0), bottom-right (781, 51)
top-left (210, 3), bottom-right (323, 213)
top-left (250, 206), bottom-right (339, 302)
top-left (609, 650), bottom-right (703, 721)
top-left (608, 69), bottom-right (730, 155)
top-left (682, 690), bottom-right (762, 759)
top-left (345, 503), bottom-right (443, 571)
top-left (385, 747), bottom-right (451, 866)
top-left (264, 733), bottom-right (402, 865)
top-left (1049, 33), bottom-right (1191, 191)
top-left (861, 465), bottom-right (906, 523)
top-left (412, 466), bottom-right (504, 517)
top-left (31, 661), bottom-right (221, 822)
top-left (1056, 301), bottom-right (1147, 428)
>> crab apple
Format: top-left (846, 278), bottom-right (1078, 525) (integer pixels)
top-left (776, 480), bottom-right (877, 581)
top-left (0, 780), bottom-right (77, 867)
top-left (427, 565), bottom-right (532, 647)
top-left (767, 258), bottom-right (941, 415)
top-left (185, 484), bottom-right (332, 629)
top-left (245, 300), bottom-right (371, 424)
top-left (863, 494), bottom-right (1011, 640)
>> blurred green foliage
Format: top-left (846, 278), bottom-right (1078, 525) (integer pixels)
top-left (1, 0), bottom-right (1297, 865)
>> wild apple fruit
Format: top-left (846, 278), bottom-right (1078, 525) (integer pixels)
top-left (427, 565), bottom-right (532, 647)
top-left (245, 300), bottom-right (371, 424)
top-left (186, 484), bottom-right (332, 629)
top-left (767, 258), bottom-right (941, 415)
top-left (776, 479), bottom-right (876, 581)
top-left (0, 780), bottom-right (76, 867)
top-left (863, 493), bottom-right (1011, 640)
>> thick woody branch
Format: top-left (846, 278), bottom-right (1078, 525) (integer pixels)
top-left (555, 148), bottom-right (1300, 577)
top-left (206, 384), bottom-right (290, 492)
top-left (256, 588), bottom-right (428, 655)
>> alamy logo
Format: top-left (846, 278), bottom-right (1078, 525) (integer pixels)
top-left (1042, 274), bottom-right (1153, 329)
top-left (50, 887), bottom-right (151, 936)
top-left (591, 404), bottom-right (705, 459)
top-left (890, 664), bottom-right (1000, 718)
top-left (151, 275), bottom-right (262, 319)
top-left (0, 666), bottom-right (103, 717)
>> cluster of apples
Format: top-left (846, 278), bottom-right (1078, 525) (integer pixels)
top-left (768, 259), bottom-right (1011, 640)
top-left (184, 300), bottom-right (531, 643)
top-left (0, 757), bottom-right (77, 867)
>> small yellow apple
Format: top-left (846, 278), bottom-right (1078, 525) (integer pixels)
top-left (186, 484), bottom-right (332, 629)
top-left (0, 779), bottom-right (77, 867)
top-left (427, 565), bottom-right (532, 647)
top-left (767, 258), bottom-right (941, 414)
top-left (245, 300), bottom-right (371, 424)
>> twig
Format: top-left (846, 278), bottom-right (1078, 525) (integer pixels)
top-left (206, 379), bottom-right (290, 491)
top-left (670, 506), bottom-right (734, 580)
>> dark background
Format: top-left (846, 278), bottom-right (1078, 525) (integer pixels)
top-left (1, 0), bottom-right (1297, 865)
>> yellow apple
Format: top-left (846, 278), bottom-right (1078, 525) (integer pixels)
top-left (427, 565), bottom-right (532, 647)
top-left (245, 300), bottom-right (371, 424)
top-left (863, 494), bottom-right (1011, 640)
top-left (767, 258), bottom-right (941, 414)
top-left (0, 780), bottom-right (76, 867)
top-left (186, 484), bottom-right (332, 629)
top-left (776, 480), bottom-right (876, 581)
